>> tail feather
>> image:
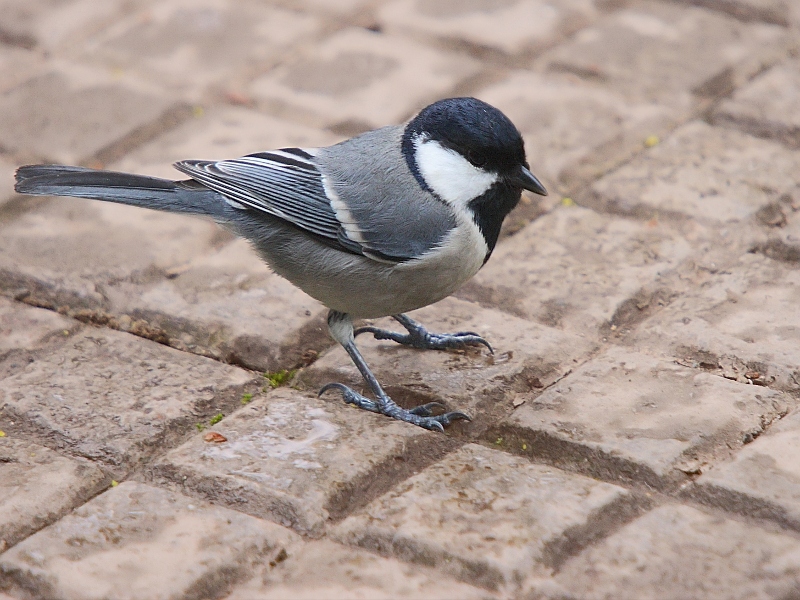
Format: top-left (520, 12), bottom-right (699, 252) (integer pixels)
top-left (14, 165), bottom-right (225, 217)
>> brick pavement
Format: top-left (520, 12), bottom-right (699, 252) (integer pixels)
top-left (1, 0), bottom-right (799, 598)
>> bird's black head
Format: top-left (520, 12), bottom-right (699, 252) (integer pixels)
top-left (404, 97), bottom-right (529, 176)
top-left (402, 97), bottom-right (547, 259)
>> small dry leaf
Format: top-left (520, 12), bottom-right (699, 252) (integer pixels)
top-left (745, 371), bottom-right (761, 380)
top-left (204, 432), bottom-right (227, 443)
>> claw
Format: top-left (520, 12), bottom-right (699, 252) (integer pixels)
top-left (408, 402), bottom-right (446, 417)
top-left (356, 316), bottom-right (494, 354)
top-left (319, 382), bottom-right (348, 396)
top-left (434, 411), bottom-right (472, 427)
top-left (319, 382), bottom-right (469, 432)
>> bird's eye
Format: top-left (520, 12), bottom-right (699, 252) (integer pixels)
top-left (467, 150), bottom-right (488, 168)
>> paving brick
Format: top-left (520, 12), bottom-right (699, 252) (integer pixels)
top-left (0, 297), bottom-right (78, 356)
top-left (0, 47), bottom-right (43, 96)
top-left (0, 158), bottom-right (17, 206)
top-left (0, 62), bottom-right (176, 164)
top-left (226, 539), bottom-right (497, 599)
top-left (460, 205), bottom-right (700, 335)
top-left (0, 0), bottom-right (131, 52)
top-left (287, 0), bottom-right (373, 15)
top-left (555, 504), bottom-right (800, 600)
top-left (0, 438), bottom-right (107, 552)
top-left (749, 185), bottom-right (800, 262)
top-left (0, 327), bottom-right (255, 476)
top-left (687, 409), bottom-right (800, 531)
top-left (100, 238), bottom-right (332, 372)
top-left (377, 0), bottom-right (597, 55)
top-left (538, 1), bottom-right (787, 107)
top-left (713, 57), bottom-right (800, 148)
top-left (112, 106), bottom-right (341, 179)
top-left (295, 297), bottom-right (595, 425)
top-left (630, 251), bottom-right (800, 394)
top-left (0, 182), bottom-right (226, 349)
top-left (86, 0), bottom-right (321, 98)
top-left (334, 443), bottom-right (635, 592)
top-left (673, 0), bottom-right (799, 27)
top-left (587, 120), bottom-right (800, 223)
top-left (0, 481), bottom-right (298, 600)
top-left (476, 70), bottom-right (674, 190)
top-left (249, 27), bottom-right (481, 129)
top-left (148, 388), bottom-right (459, 537)
top-left (496, 347), bottom-right (789, 488)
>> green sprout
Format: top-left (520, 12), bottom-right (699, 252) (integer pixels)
top-left (264, 369), bottom-right (296, 388)
top-left (241, 392), bottom-right (254, 405)
top-left (209, 413), bottom-right (224, 426)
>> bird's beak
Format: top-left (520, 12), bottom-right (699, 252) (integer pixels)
top-left (516, 166), bottom-right (548, 196)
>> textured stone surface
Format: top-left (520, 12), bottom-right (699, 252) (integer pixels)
top-left (477, 70), bottom-right (674, 189)
top-left (498, 347), bottom-right (789, 488)
top-left (85, 0), bottom-right (321, 98)
top-left (0, 158), bottom-right (17, 206)
top-left (0, 438), bottom-right (107, 552)
top-left (714, 57), bottom-right (800, 148)
top-left (0, 327), bottom-right (255, 475)
top-left (2, 0), bottom-right (800, 596)
top-left (588, 120), bottom-right (800, 222)
top-left (0, 0), bottom-right (130, 52)
top-left (0, 298), bottom-right (77, 355)
top-left (0, 482), bottom-right (298, 600)
top-left (335, 443), bottom-right (634, 592)
top-left (226, 539), bottom-right (497, 600)
top-left (631, 252), bottom-right (800, 394)
top-left (99, 238), bottom-right (332, 372)
top-left (249, 27), bottom-right (480, 128)
top-left (149, 388), bottom-right (457, 537)
top-left (556, 504), bottom-right (800, 600)
top-left (112, 106), bottom-right (341, 179)
top-left (674, 0), bottom-right (799, 26)
top-left (377, 0), bottom-right (597, 54)
top-left (688, 409), bottom-right (800, 530)
top-left (296, 297), bottom-right (595, 424)
top-left (0, 64), bottom-right (175, 164)
top-left (539, 2), bottom-right (787, 106)
top-left (460, 205), bottom-right (699, 335)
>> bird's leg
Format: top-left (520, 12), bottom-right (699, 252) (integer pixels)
top-left (319, 311), bottom-right (470, 432)
top-left (355, 313), bottom-right (493, 353)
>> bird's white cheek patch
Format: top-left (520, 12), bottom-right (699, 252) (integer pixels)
top-left (414, 138), bottom-right (498, 208)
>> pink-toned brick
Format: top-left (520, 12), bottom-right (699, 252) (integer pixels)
top-left (539, 1), bottom-right (787, 107)
top-left (0, 438), bottom-right (107, 552)
top-left (149, 388), bottom-right (458, 537)
top-left (0, 482), bottom-right (298, 600)
top-left (556, 504), bottom-right (800, 599)
top-left (0, 327), bottom-right (255, 476)
top-left (378, 0), bottom-right (597, 55)
top-left (335, 443), bottom-right (634, 592)
top-left (499, 347), bottom-right (789, 488)
top-left (249, 27), bottom-right (480, 129)
top-left (84, 0), bottom-right (322, 99)
top-left (227, 539), bottom-right (498, 599)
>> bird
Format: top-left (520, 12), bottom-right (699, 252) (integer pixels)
top-left (14, 97), bottom-right (547, 432)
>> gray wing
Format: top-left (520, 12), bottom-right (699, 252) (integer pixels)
top-left (175, 132), bottom-right (456, 263)
top-left (174, 149), bottom-right (346, 242)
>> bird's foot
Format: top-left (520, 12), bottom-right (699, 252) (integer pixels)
top-left (319, 383), bottom-right (470, 432)
top-left (355, 314), bottom-right (493, 354)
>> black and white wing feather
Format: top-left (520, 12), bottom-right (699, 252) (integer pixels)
top-left (174, 149), bottom-right (350, 243)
